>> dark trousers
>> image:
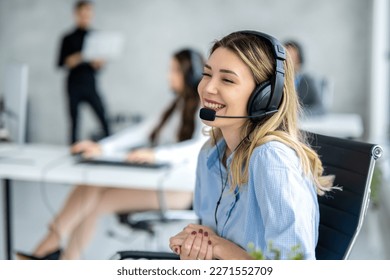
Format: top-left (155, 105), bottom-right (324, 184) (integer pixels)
top-left (67, 85), bottom-right (110, 144)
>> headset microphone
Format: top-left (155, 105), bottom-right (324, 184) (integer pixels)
top-left (199, 107), bottom-right (278, 122)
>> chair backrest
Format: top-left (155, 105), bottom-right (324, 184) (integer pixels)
top-left (307, 132), bottom-right (383, 260)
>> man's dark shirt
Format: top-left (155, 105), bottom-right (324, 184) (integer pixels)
top-left (58, 27), bottom-right (96, 87)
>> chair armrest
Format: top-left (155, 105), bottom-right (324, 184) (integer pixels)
top-left (112, 250), bottom-right (180, 260)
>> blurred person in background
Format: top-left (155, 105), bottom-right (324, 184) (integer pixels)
top-left (58, 0), bottom-right (111, 144)
top-left (284, 40), bottom-right (327, 117)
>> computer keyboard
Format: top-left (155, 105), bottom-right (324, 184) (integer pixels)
top-left (77, 158), bottom-right (170, 169)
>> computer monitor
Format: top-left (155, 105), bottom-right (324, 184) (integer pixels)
top-left (2, 63), bottom-right (28, 144)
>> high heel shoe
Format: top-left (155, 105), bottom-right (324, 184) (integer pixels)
top-left (16, 249), bottom-right (61, 260)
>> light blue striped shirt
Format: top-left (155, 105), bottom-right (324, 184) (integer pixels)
top-left (194, 139), bottom-right (319, 259)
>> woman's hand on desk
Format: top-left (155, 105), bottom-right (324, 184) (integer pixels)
top-left (180, 228), bottom-right (213, 260)
top-left (170, 224), bottom-right (215, 260)
top-left (71, 140), bottom-right (102, 158)
top-left (169, 223), bottom-right (253, 260)
top-left (126, 148), bottom-right (155, 163)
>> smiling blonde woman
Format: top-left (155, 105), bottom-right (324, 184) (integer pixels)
top-left (169, 30), bottom-right (334, 260)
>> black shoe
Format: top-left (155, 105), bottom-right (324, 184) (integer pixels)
top-left (16, 249), bottom-right (61, 260)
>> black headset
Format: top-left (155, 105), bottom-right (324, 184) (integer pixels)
top-left (186, 49), bottom-right (204, 90)
top-left (239, 31), bottom-right (286, 122)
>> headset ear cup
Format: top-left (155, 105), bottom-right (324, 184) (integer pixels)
top-left (188, 50), bottom-right (204, 89)
top-left (247, 80), bottom-right (272, 117)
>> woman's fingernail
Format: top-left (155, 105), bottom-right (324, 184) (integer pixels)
top-left (204, 231), bottom-right (208, 237)
top-left (208, 240), bottom-right (212, 245)
top-left (174, 248), bottom-right (178, 253)
top-left (191, 231), bottom-right (197, 235)
top-left (198, 229), bottom-right (203, 234)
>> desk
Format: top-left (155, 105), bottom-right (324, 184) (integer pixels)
top-left (0, 144), bottom-right (68, 260)
top-left (0, 143), bottom-right (195, 259)
top-left (299, 113), bottom-right (364, 139)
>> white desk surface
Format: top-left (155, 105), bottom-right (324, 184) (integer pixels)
top-left (0, 143), bottom-right (195, 192)
top-left (299, 113), bottom-right (364, 139)
top-left (0, 143), bottom-right (69, 182)
top-left (0, 143), bottom-right (196, 260)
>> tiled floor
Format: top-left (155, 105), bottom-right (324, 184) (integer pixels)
top-left (1, 177), bottom-right (389, 260)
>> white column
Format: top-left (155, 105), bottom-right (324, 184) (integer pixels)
top-left (369, 0), bottom-right (389, 144)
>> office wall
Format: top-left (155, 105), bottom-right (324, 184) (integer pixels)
top-left (0, 0), bottom-right (372, 144)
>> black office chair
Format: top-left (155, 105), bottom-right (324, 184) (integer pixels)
top-left (112, 207), bottom-right (194, 260)
top-left (111, 195), bottom-right (198, 252)
top-left (107, 161), bottom-right (199, 252)
top-left (308, 132), bottom-right (382, 259)
top-left (112, 132), bottom-right (383, 260)
top-left (116, 207), bottom-right (199, 237)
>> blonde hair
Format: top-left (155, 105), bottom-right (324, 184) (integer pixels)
top-left (209, 32), bottom-right (334, 196)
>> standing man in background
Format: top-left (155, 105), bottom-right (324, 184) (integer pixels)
top-left (58, 0), bottom-right (110, 144)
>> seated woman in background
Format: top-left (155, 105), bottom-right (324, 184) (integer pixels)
top-left (17, 48), bottom-right (207, 260)
top-left (169, 31), bottom-right (334, 260)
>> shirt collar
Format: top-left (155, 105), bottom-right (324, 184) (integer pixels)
top-left (206, 138), bottom-right (235, 169)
